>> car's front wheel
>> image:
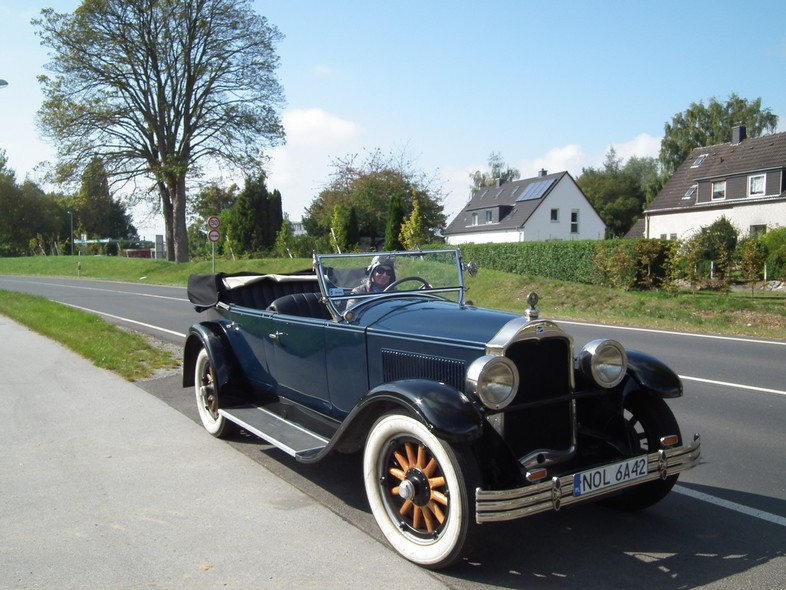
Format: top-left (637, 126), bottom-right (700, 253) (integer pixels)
top-left (604, 394), bottom-right (681, 511)
top-left (194, 347), bottom-right (236, 438)
top-left (363, 412), bottom-right (479, 569)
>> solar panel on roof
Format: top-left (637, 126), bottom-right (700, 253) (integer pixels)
top-left (515, 178), bottom-right (555, 202)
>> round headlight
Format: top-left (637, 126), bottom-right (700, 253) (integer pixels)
top-left (579, 339), bottom-right (627, 389)
top-left (467, 355), bottom-right (519, 410)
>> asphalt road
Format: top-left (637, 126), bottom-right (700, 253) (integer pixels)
top-left (2, 273), bottom-right (785, 589)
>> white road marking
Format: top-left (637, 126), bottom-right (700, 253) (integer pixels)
top-left (679, 375), bottom-right (786, 397)
top-left (674, 485), bottom-right (786, 528)
top-left (2, 277), bottom-right (188, 302)
top-left (558, 319), bottom-right (786, 347)
top-left (61, 302), bottom-right (187, 339)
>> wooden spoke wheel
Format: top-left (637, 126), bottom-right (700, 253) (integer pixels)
top-left (363, 412), bottom-right (479, 569)
top-left (194, 347), bottom-right (235, 438)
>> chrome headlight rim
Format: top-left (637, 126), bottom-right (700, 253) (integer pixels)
top-left (466, 355), bottom-right (519, 410)
top-left (579, 338), bottom-right (628, 389)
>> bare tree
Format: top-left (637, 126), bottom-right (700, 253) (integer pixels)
top-left (34, 0), bottom-right (286, 261)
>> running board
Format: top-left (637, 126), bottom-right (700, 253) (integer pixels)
top-left (219, 405), bottom-right (329, 459)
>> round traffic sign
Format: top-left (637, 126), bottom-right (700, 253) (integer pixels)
top-left (207, 215), bottom-right (221, 229)
top-left (208, 229), bottom-right (220, 243)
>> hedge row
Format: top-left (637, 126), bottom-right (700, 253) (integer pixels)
top-left (440, 240), bottom-right (677, 291)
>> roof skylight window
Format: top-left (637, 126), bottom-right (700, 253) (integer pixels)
top-left (691, 154), bottom-right (708, 168)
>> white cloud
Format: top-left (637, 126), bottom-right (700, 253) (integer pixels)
top-left (608, 132), bottom-right (662, 162)
top-left (282, 108), bottom-right (362, 147)
top-left (517, 144), bottom-right (588, 179)
top-left (265, 108), bottom-right (364, 218)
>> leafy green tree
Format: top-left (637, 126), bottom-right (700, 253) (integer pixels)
top-left (384, 193), bottom-right (405, 250)
top-left (738, 237), bottom-right (767, 294)
top-left (399, 198), bottom-right (427, 250)
top-left (470, 152), bottom-right (521, 189)
top-left (679, 217), bottom-right (738, 288)
top-left (192, 183), bottom-right (239, 222)
top-left (345, 207), bottom-right (360, 251)
top-left (659, 94), bottom-right (778, 176)
top-left (329, 206), bottom-right (348, 253)
top-left (70, 158), bottom-right (136, 239)
top-left (304, 148), bottom-right (446, 247)
top-left (35, 0), bottom-right (285, 262)
top-left (760, 227), bottom-right (786, 280)
top-left (227, 174), bottom-right (283, 255)
top-left (577, 148), bottom-right (647, 237)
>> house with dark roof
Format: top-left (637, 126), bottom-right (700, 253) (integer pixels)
top-left (628, 125), bottom-right (786, 239)
top-left (443, 170), bottom-right (605, 244)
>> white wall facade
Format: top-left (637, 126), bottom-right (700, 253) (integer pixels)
top-left (520, 180), bottom-right (606, 241)
top-left (446, 178), bottom-right (605, 245)
top-left (646, 200), bottom-right (786, 239)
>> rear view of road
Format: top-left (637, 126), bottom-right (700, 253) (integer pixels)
top-left (0, 316), bottom-right (445, 589)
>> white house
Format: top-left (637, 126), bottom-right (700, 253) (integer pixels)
top-left (628, 125), bottom-right (786, 240)
top-left (443, 170), bottom-right (606, 244)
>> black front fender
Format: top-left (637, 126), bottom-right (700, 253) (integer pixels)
top-left (356, 379), bottom-right (484, 442)
top-left (625, 349), bottom-right (683, 398)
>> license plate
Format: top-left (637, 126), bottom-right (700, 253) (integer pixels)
top-left (573, 456), bottom-right (648, 497)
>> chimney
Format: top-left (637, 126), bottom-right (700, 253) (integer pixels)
top-left (538, 168), bottom-right (548, 177)
top-left (732, 124), bottom-right (746, 145)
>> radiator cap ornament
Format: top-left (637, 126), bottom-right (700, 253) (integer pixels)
top-left (525, 292), bottom-right (539, 319)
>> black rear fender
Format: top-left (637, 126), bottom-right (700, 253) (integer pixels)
top-left (182, 322), bottom-right (242, 393)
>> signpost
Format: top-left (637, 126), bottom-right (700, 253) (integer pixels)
top-left (207, 216), bottom-right (220, 272)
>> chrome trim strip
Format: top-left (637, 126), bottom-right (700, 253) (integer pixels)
top-left (475, 435), bottom-right (701, 523)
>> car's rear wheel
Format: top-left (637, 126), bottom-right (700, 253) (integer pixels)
top-left (604, 394), bottom-right (681, 511)
top-left (363, 412), bottom-right (479, 569)
top-left (194, 347), bottom-right (235, 438)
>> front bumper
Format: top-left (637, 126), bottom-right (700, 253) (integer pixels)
top-left (475, 435), bottom-right (701, 523)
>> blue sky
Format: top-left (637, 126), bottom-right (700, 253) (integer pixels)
top-left (2, 0), bottom-right (786, 238)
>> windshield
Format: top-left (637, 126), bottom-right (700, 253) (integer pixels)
top-left (314, 249), bottom-right (467, 317)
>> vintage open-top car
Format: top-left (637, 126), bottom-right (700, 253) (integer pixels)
top-left (183, 248), bottom-right (700, 568)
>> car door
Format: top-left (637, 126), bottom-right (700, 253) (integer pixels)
top-left (268, 313), bottom-right (331, 414)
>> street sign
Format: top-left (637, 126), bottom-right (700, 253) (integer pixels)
top-left (208, 229), bottom-right (220, 243)
top-left (207, 215), bottom-right (221, 230)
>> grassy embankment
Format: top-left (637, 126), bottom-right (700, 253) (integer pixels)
top-left (0, 255), bottom-right (783, 381)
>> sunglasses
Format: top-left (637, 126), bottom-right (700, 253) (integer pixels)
top-left (374, 268), bottom-right (393, 276)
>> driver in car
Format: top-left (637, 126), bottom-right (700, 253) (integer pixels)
top-left (358, 256), bottom-right (396, 293)
top-left (344, 257), bottom-right (396, 309)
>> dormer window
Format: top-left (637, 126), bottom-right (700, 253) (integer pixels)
top-left (683, 185), bottom-right (697, 200)
top-left (485, 210), bottom-right (493, 223)
top-left (748, 174), bottom-right (765, 197)
top-left (691, 154), bottom-right (708, 168)
top-left (711, 180), bottom-right (726, 200)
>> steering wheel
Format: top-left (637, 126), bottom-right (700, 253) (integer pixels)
top-left (383, 276), bottom-right (430, 292)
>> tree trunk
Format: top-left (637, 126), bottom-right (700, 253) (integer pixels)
top-left (158, 185), bottom-right (175, 262)
top-left (173, 176), bottom-right (189, 263)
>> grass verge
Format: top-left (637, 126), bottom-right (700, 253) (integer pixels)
top-left (0, 291), bottom-right (180, 381)
top-left (0, 255), bottom-right (784, 341)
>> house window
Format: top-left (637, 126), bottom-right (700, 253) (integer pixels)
top-left (691, 154), bottom-right (708, 168)
top-left (748, 174), bottom-right (765, 197)
top-left (683, 185), bottom-right (697, 200)
top-left (485, 210), bottom-right (493, 224)
top-left (711, 181), bottom-right (726, 200)
top-left (550, 208), bottom-right (559, 222)
top-left (660, 234), bottom-right (667, 239)
top-left (570, 210), bottom-right (579, 234)
top-left (670, 234), bottom-right (677, 240)
top-left (471, 213), bottom-right (478, 226)
top-left (750, 224), bottom-right (767, 237)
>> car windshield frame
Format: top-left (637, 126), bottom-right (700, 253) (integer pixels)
top-left (313, 249), bottom-right (468, 319)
